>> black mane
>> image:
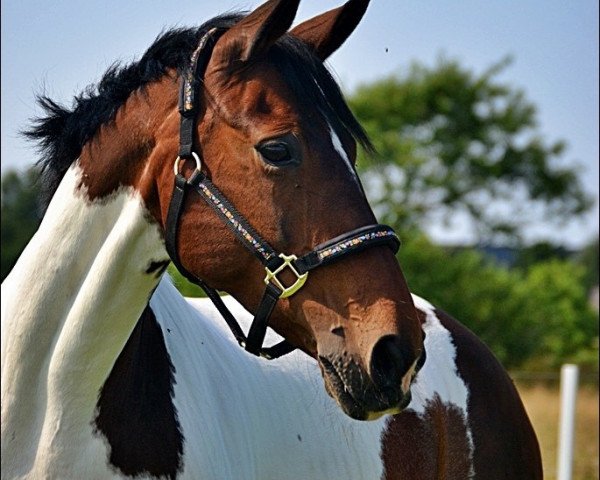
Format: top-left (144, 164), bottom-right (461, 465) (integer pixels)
top-left (25, 13), bottom-right (371, 206)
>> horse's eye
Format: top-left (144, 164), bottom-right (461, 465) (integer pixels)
top-left (255, 134), bottom-right (301, 167)
top-left (258, 142), bottom-right (290, 163)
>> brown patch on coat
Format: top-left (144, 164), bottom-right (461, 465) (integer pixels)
top-left (434, 308), bottom-right (543, 479)
top-left (94, 305), bottom-right (183, 479)
top-left (380, 306), bottom-right (543, 479)
top-left (381, 395), bottom-right (473, 480)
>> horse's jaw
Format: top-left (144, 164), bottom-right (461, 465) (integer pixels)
top-left (1, 162), bottom-right (168, 478)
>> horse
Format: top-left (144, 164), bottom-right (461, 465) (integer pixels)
top-left (1, 0), bottom-right (542, 478)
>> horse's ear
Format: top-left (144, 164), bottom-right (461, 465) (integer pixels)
top-left (216, 0), bottom-right (300, 64)
top-left (290, 0), bottom-right (369, 60)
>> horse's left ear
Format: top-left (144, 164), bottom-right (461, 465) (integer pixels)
top-left (290, 0), bottom-right (370, 60)
top-left (215, 0), bottom-right (301, 65)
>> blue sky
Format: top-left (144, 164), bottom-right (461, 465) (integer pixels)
top-left (1, 0), bottom-right (598, 247)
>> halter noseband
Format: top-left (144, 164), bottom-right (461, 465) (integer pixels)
top-left (165, 28), bottom-right (401, 359)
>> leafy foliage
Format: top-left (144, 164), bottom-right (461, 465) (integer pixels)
top-left (573, 237), bottom-right (599, 293)
top-left (519, 260), bottom-right (598, 368)
top-left (167, 264), bottom-right (206, 298)
top-left (514, 241), bottom-right (572, 271)
top-left (1, 168), bottom-right (43, 280)
top-left (399, 234), bottom-right (598, 369)
top-left (349, 57), bottom-right (591, 243)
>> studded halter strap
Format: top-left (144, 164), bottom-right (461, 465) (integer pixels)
top-left (165, 28), bottom-right (401, 359)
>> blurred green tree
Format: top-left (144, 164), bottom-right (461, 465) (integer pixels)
top-left (167, 264), bottom-right (206, 298)
top-left (513, 241), bottom-right (571, 271)
top-left (519, 259), bottom-right (598, 368)
top-left (349, 57), bottom-right (591, 243)
top-left (398, 234), bottom-right (598, 369)
top-left (1, 168), bottom-right (43, 280)
top-left (574, 237), bottom-right (599, 293)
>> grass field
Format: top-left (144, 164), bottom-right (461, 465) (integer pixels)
top-left (517, 383), bottom-right (599, 480)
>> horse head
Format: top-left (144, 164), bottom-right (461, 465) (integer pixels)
top-left (74, 0), bottom-right (424, 420)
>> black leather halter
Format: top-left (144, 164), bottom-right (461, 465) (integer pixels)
top-left (165, 28), bottom-right (401, 359)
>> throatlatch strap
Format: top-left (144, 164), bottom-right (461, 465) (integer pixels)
top-left (165, 172), bottom-right (206, 285)
top-left (244, 282), bottom-right (282, 355)
top-left (199, 280), bottom-right (293, 359)
top-left (195, 280), bottom-right (294, 359)
top-left (197, 281), bottom-right (248, 345)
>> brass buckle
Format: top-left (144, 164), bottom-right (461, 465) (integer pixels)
top-left (264, 253), bottom-right (308, 299)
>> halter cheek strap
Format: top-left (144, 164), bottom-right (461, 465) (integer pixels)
top-left (165, 28), bottom-right (401, 360)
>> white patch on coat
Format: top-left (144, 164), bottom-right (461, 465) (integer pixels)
top-left (408, 295), bottom-right (470, 414)
top-left (151, 278), bottom-right (389, 480)
top-left (405, 294), bottom-right (475, 477)
top-left (1, 163), bottom-right (166, 479)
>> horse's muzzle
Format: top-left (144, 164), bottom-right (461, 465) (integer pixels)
top-left (318, 343), bottom-right (423, 421)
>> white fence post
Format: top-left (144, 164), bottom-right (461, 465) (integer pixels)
top-left (557, 364), bottom-right (579, 480)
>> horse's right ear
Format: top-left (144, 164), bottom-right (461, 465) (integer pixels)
top-left (214, 0), bottom-right (301, 66)
top-left (290, 0), bottom-right (370, 60)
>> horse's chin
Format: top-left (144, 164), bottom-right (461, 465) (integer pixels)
top-left (334, 391), bottom-right (412, 421)
top-left (326, 383), bottom-right (412, 421)
top-left (319, 357), bottom-right (413, 421)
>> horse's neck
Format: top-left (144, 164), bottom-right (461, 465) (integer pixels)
top-left (149, 279), bottom-right (262, 406)
top-left (147, 282), bottom-right (389, 479)
top-left (1, 163), bottom-right (166, 464)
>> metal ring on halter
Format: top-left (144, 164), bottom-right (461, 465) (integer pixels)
top-left (173, 152), bottom-right (202, 176)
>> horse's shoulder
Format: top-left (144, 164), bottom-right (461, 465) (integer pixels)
top-left (411, 294), bottom-right (508, 380)
top-left (409, 294), bottom-right (543, 479)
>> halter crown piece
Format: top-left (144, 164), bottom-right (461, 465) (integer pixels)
top-left (165, 28), bottom-right (401, 359)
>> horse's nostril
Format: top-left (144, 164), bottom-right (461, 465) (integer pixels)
top-left (369, 335), bottom-right (407, 391)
